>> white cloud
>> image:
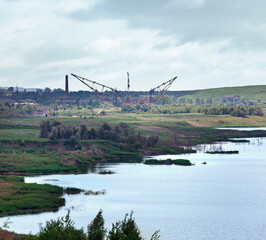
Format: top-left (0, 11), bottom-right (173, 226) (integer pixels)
top-left (0, 0), bottom-right (266, 91)
top-left (55, 0), bottom-right (102, 13)
top-left (167, 0), bottom-right (206, 9)
top-left (91, 37), bottom-right (121, 53)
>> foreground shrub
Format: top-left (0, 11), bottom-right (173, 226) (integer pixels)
top-left (38, 210), bottom-right (86, 240)
top-left (87, 209), bottom-right (106, 240)
top-left (108, 211), bottom-right (142, 240)
top-left (34, 210), bottom-right (160, 240)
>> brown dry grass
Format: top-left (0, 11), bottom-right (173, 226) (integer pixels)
top-left (0, 229), bottom-right (25, 240)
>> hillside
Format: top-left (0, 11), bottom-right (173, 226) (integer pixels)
top-left (177, 85), bottom-right (266, 102)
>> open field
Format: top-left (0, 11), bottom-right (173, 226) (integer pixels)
top-left (1, 112), bottom-right (266, 145)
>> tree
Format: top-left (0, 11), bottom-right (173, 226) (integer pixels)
top-left (141, 104), bottom-right (149, 112)
top-left (8, 87), bottom-right (14, 93)
top-left (87, 210), bottom-right (106, 240)
top-left (102, 123), bottom-right (111, 131)
top-left (38, 211), bottom-right (86, 240)
top-left (88, 128), bottom-right (97, 139)
top-left (49, 126), bottom-right (59, 140)
top-left (108, 211), bottom-right (143, 240)
top-left (40, 120), bottom-right (51, 138)
top-left (44, 87), bottom-right (51, 93)
top-left (77, 125), bottom-right (88, 140)
top-left (22, 104), bottom-right (35, 115)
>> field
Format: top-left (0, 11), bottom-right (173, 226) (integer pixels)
top-left (0, 109), bottom-right (266, 219)
top-left (176, 85), bottom-right (266, 103)
top-left (0, 175), bottom-right (64, 217)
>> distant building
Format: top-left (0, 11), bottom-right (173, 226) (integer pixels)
top-left (137, 99), bottom-right (154, 105)
top-left (222, 95), bottom-right (241, 103)
top-left (121, 100), bottom-right (134, 106)
top-left (34, 105), bottom-right (49, 117)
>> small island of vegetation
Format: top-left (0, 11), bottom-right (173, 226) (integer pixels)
top-left (206, 150), bottom-right (239, 154)
top-left (144, 159), bottom-right (193, 166)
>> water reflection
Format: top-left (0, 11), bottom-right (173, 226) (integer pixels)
top-left (184, 137), bottom-right (265, 154)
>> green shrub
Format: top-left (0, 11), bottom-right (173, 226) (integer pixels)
top-left (34, 210), bottom-right (160, 240)
top-left (108, 211), bottom-right (143, 240)
top-left (87, 209), bottom-right (106, 240)
top-left (38, 210), bottom-right (86, 240)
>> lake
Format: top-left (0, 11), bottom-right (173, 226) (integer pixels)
top-left (1, 135), bottom-right (266, 239)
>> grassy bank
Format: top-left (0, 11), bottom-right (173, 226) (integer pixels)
top-left (0, 175), bottom-right (64, 217)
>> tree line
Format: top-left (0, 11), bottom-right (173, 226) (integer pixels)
top-left (40, 121), bottom-right (159, 148)
top-left (0, 102), bottom-right (36, 117)
top-left (122, 104), bottom-right (264, 117)
top-left (202, 106), bottom-right (264, 117)
top-left (1, 210), bottom-right (160, 240)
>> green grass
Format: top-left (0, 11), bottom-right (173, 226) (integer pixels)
top-left (184, 85), bottom-right (266, 103)
top-left (0, 175), bottom-right (64, 217)
top-left (0, 143), bottom-right (78, 174)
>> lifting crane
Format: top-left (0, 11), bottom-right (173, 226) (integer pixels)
top-left (149, 76), bottom-right (177, 104)
top-left (71, 73), bottom-right (122, 106)
top-left (71, 73), bottom-right (176, 106)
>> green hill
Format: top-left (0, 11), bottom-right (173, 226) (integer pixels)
top-left (172, 85), bottom-right (266, 103)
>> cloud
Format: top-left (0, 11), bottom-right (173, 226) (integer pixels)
top-left (166, 0), bottom-right (206, 9)
top-left (0, 0), bottom-right (266, 91)
top-left (67, 0), bottom-right (266, 48)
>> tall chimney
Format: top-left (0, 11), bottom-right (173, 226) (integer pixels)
top-left (65, 75), bottom-right (69, 97)
top-left (127, 72), bottom-right (130, 91)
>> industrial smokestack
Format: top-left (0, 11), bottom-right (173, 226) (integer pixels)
top-left (127, 72), bottom-right (130, 91)
top-left (65, 75), bottom-right (69, 97)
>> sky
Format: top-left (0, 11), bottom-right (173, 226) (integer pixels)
top-left (0, 0), bottom-right (266, 92)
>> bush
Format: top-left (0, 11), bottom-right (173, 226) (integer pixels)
top-left (38, 210), bottom-right (86, 240)
top-left (35, 210), bottom-right (160, 240)
top-left (108, 211), bottom-right (143, 240)
top-left (87, 210), bottom-right (106, 240)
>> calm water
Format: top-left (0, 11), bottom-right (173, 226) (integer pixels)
top-left (1, 136), bottom-right (266, 240)
top-left (216, 127), bottom-right (266, 131)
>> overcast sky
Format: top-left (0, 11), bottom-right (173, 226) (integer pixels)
top-left (0, 0), bottom-right (266, 91)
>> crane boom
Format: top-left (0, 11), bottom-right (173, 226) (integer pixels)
top-left (149, 76), bottom-right (177, 103)
top-left (71, 73), bottom-right (121, 106)
top-left (71, 73), bottom-right (117, 92)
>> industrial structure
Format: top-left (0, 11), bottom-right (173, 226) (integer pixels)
top-left (127, 72), bottom-right (130, 92)
top-left (71, 73), bottom-right (122, 106)
top-left (69, 73), bottom-right (177, 106)
top-left (149, 76), bottom-right (177, 104)
top-left (65, 75), bottom-right (69, 97)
